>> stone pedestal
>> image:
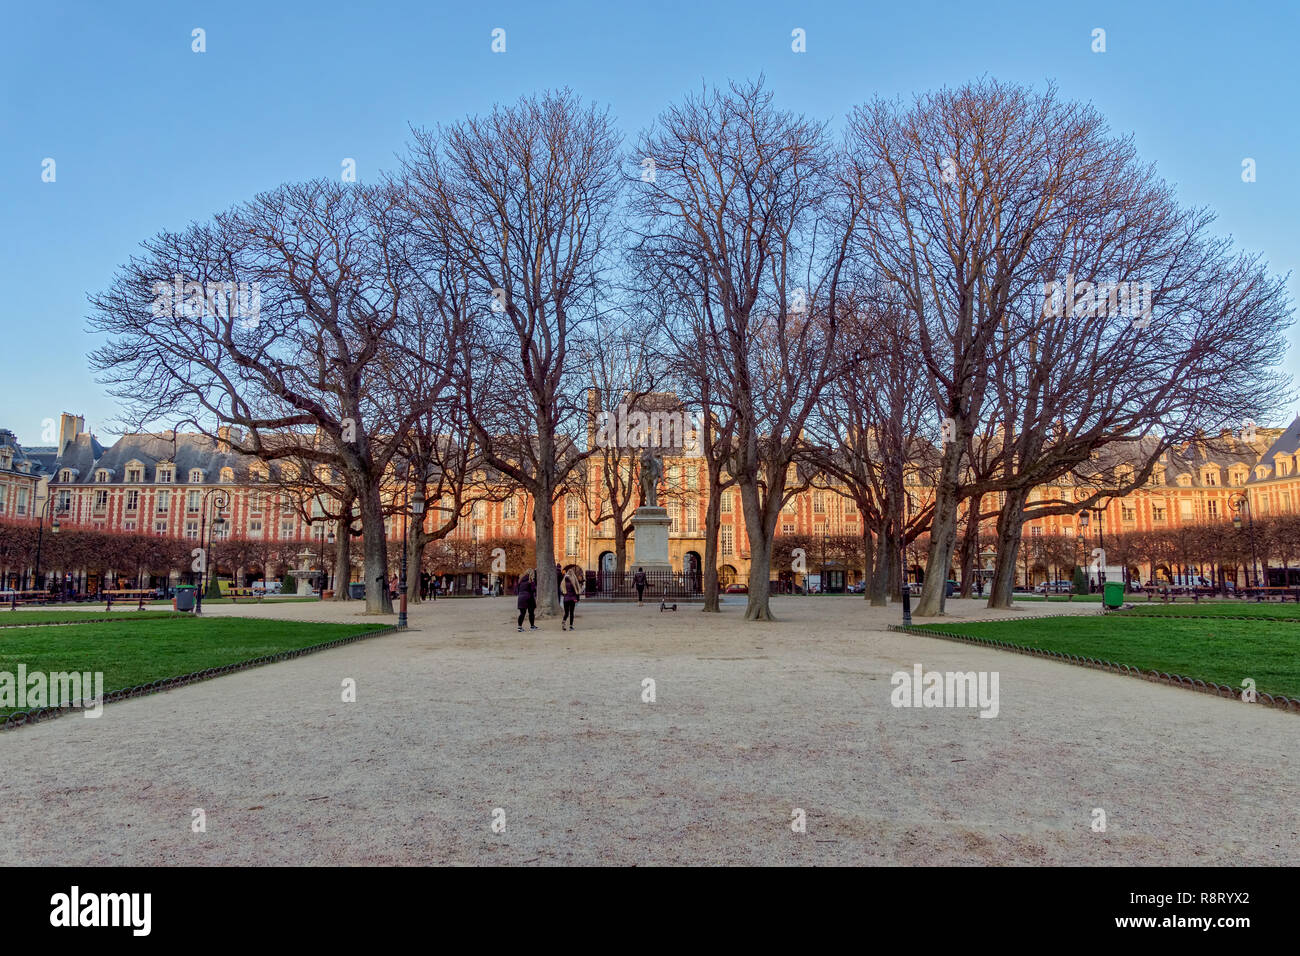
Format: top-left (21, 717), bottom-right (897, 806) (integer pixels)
top-left (631, 507), bottom-right (673, 572)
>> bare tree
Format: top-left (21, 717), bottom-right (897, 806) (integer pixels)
top-left (401, 90), bottom-right (622, 617)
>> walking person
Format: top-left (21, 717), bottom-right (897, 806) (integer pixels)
top-left (516, 570), bottom-right (538, 632)
top-left (561, 570), bottom-right (580, 631)
top-left (633, 566), bottom-right (647, 606)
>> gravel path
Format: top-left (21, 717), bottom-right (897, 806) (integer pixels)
top-left (2, 596), bottom-right (1295, 865)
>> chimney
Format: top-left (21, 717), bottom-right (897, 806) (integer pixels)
top-left (58, 413), bottom-right (84, 455)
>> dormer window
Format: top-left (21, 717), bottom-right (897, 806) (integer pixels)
top-left (1276, 458), bottom-right (1291, 478)
top-left (1257, 466), bottom-right (1270, 480)
top-left (220, 467), bottom-right (234, 483)
top-left (96, 469), bottom-right (111, 483)
top-left (1202, 469), bottom-right (1218, 486)
top-left (157, 465), bottom-right (174, 483)
top-left (1177, 474), bottom-right (1192, 487)
top-left (59, 469), bottom-right (73, 482)
top-left (189, 469), bottom-right (204, 483)
top-left (126, 467), bottom-right (142, 483)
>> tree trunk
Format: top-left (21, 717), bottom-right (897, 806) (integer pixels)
top-left (958, 493), bottom-right (981, 598)
top-left (332, 513), bottom-right (351, 600)
top-left (534, 492), bottom-right (558, 617)
top-left (739, 477), bottom-right (775, 621)
top-left (988, 489), bottom-right (1028, 609)
top-left (701, 483), bottom-right (722, 613)
top-left (358, 479), bottom-right (391, 614)
top-left (915, 437), bottom-right (964, 617)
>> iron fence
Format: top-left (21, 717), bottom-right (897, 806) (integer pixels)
top-left (583, 568), bottom-right (702, 600)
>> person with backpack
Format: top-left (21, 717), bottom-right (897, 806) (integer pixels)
top-left (561, 571), bottom-right (580, 631)
top-left (516, 571), bottom-right (538, 632)
top-left (633, 567), bottom-right (647, 605)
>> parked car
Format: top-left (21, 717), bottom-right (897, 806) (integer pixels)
top-left (1035, 580), bottom-right (1074, 593)
top-left (847, 580), bottom-right (867, 593)
top-left (251, 580), bottom-right (284, 595)
top-left (724, 583), bottom-right (748, 594)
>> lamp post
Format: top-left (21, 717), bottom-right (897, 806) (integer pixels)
top-left (1230, 493), bottom-right (1259, 589)
top-left (900, 494), bottom-right (912, 626)
top-left (33, 492), bottom-right (64, 600)
top-left (398, 477), bottom-right (424, 628)
top-left (194, 487), bottom-right (231, 616)
top-left (1076, 515), bottom-right (1086, 591)
top-left (314, 523), bottom-right (336, 598)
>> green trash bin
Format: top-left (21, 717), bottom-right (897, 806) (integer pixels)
top-left (1103, 580), bottom-right (1124, 610)
top-left (174, 585), bottom-right (196, 612)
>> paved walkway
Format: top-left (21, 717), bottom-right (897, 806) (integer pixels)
top-left (1, 597), bottom-right (1295, 865)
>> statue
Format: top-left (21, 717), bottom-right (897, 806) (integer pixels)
top-left (639, 446), bottom-right (663, 507)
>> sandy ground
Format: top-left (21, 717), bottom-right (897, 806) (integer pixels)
top-left (1, 595), bottom-right (1295, 866)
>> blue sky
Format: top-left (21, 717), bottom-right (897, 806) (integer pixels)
top-left (2, 0), bottom-right (1297, 445)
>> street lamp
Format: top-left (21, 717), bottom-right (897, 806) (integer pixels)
top-left (33, 493), bottom-right (64, 600)
top-left (194, 487), bottom-right (231, 616)
top-left (314, 522), bottom-right (336, 598)
top-left (900, 493), bottom-right (912, 626)
top-left (1230, 493), bottom-right (1259, 590)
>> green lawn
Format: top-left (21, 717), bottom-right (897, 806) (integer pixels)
top-left (1, 617), bottom-right (392, 716)
top-left (0, 610), bottom-right (188, 628)
top-left (904, 615), bottom-right (1300, 699)
top-left (1115, 602), bottom-right (1300, 621)
top-left (1012, 593), bottom-right (1103, 602)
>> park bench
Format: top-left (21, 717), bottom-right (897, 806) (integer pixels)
top-left (5, 590), bottom-right (52, 609)
top-left (103, 588), bottom-right (157, 610)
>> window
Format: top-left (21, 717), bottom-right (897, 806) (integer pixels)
top-left (1030, 525), bottom-right (1043, 537)
top-left (669, 464), bottom-right (680, 487)
top-left (1122, 505), bottom-right (1135, 521)
top-left (782, 495), bottom-right (796, 514)
top-left (123, 520), bottom-right (136, 532)
top-left (0, 486), bottom-right (6, 513)
top-left (56, 490), bottom-right (71, 512)
top-left (668, 501), bottom-right (680, 533)
top-left (1152, 504), bottom-right (1166, 522)
top-left (156, 490), bottom-right (170, 513)
top-left (1177, 475), bottom-right (1192, 487)
top-left (185, 520), bottom-right (199, 540)
top-left (1179, 499), bottom-right (1194, 519)
top-left (1207, 500), bottom-right (1218, 518)
top-left (1203, 470), bottom-right (1217, 486)
top-left (781, 522), bottom-right (795, 535)
top-left (189, 469), bottom-right (204, 483)
top-left (687, 467), bottom-right (698, 491)
top-left (127, 468), bottom-right (142, 483)
top-left (686, 500), bottom-right (698, 534)
top-left (844, 497), bottom-right (857, 514)
top-left (813, 492), bottom-right (825, 514)
top-left (250, 492), bottom-right (264, 513)
top-left (565, 525), bottom-right (579, 556)
top-left (1278, 459), bottom-right (1291, 478)
top-left (16, 488), bottom-right (28, 516)
top-left (721, 492), bottom-right (731, 514)
top-left (1282, 492), bottom-right (1292, 512)
top-left (503, 498), bottom-right (517, 520)
top-left (281, 518), bottom-right (295, 537)
top-left (566, 497), bottom-right (579, 521)
top-left (60, 469), bottom-right (73, 482)
top-left (721, 525), bottom-right (734, 555)
top-left (154, 519), bottom-right (167, 534)
top-left (187, 490), bottom-right (201, 512)
top-left (474, 500), bottom-right (486, 519)
top-left (126, 490), bottom-right (139, 511)
top-left (220, 467), bottom-right (235, 483)
top-left (157, 466), bottom-right (173, 483)
top-left (94, 490), bottom-right (109, 511)
top-left (249, 518), bottom-right (263, 537)
top-left (96, 469), bottom-right (110, 483)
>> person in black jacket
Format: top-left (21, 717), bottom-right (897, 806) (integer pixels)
top-left (633, 567), bottom-right (647, 605)
top-left (516, 571), bottom-right (538, 632)
top-left (561, 571), bottom-right (580, 631)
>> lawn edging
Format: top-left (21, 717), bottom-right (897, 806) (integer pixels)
top-left (1, 624), bottom-right (397, 732)
top-left (889, 621), bottom-right (1300, 714)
